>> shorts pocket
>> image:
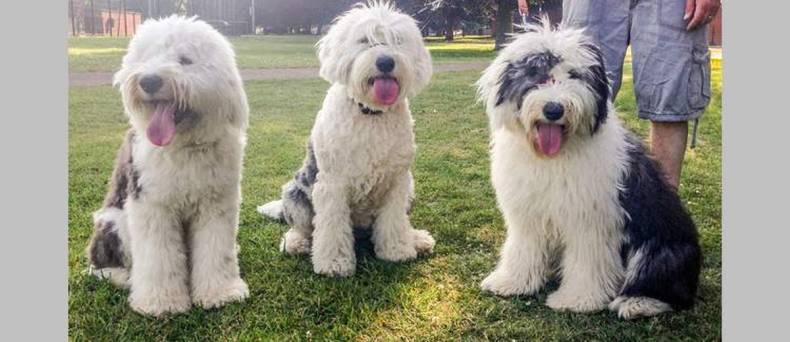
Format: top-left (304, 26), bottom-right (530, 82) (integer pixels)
top-left (688, 48), bottom-right (711, 110)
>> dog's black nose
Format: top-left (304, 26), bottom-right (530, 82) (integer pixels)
top-left (139, 74), bottom-right (163, 94)
top-left (376, 56), bottom-right (395, 73)
top-left (543, 102), bottom-right (564, 121)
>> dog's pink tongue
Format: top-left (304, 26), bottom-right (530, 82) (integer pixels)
top-left (146, 103), bottom-right (177, 147)
top-left (373, 78), bottom-right (399, 106)
top-left (536, 123), bottom-right (563, 157)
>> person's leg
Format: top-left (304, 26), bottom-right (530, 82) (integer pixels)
top-left (630, 0), bottom-right (711, 189)
top-left (562, 0), bottom-right (630, 100)
top-left (650, 121), bottom-right (688, 188)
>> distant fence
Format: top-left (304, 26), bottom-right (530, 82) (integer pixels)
top-left (81, 10), bottom-right (142, 36)
top-left (69, 0), bottom-right (253, 37)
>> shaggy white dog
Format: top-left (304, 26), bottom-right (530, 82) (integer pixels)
top-left (86, 16), bottom-right (250, 316)
top-left (476, 23), bottom-right (701, 319)
top-left (258, 1), bottom-right (435, 277)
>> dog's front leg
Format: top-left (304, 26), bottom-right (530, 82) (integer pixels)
top-left (189, 196), bottom-right (249, 309)
top-left (311, 180), bottom-right (355, 277)
top-left (372, 173), bottom-right (435, 262)
top-left (126, 202), bottom-right (191, 316)
top-left (481, 224), bottom-right (550, 297)
top-left (546, 228), bottom-right (623, 313)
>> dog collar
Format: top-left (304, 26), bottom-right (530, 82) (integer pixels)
top-left (357, 102), bottom-right (383, 115)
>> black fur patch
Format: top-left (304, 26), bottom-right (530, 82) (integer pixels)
top-left (131, 168), bottom-right (142, 200)
top-left (294, 141), bottom-right (318, 188)
top-left (569, 43), bottom-right (610, 134)
top-left (88, 221), bottom-right (125, 268)
top-left (103, 130), bottom-right (137, 209)
top-left (496, 52), bottom-right (561, 109)
top-left (283, 185), bottom-right (314, 226)
top-left (617, 134), bottom-right (702, 310)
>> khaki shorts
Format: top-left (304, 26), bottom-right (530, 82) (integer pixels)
top-left (562, 0), bottom-right (711, 121)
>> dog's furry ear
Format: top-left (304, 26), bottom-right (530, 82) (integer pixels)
top-left (575, 42), bottom-right (611, 134)
top-left (316, 28), bottom-right (347, 84)
top-left (403, 18), bottom-right (433, 96)
top-left (316, 5), bottom-right (365, 84)
top-left (316, 14), bottom-right (343, 83)
top-left (477, 60), bottom-right (521, 132)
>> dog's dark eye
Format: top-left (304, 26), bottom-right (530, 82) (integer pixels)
top-left (179, 56), bottom-right (193, 66)
top-left (525, 66), bottom-right (539, 77)
top-left (358, 37), bottom-right (369, 44)
top-left (568, 70), bottom-right (582, 79)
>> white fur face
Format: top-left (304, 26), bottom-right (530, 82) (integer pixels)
top-left (114, 16), bottom-right (248, 146)
top-left (477, 22), bottom-right (611, 158)
top-left (317, 1), bottom-right (433, 110)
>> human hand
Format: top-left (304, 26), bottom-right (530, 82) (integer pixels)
top-left (684, 0), bottom-right (721, 31)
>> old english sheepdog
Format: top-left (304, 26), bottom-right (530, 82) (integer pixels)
top-left (476, 23), bottom-right (702, 319)
top-left (257, 2), bottom-right (435, 277)
top-left (86, 16), bottom-right (250, 316)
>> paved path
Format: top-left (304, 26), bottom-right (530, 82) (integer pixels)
top-left (69, 61), bottom-right (490, 87)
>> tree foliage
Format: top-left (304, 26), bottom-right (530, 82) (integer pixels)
top-left (254, 0), bottom-right (357, 34)
top-left (108, 0), bottom-right (562, 39)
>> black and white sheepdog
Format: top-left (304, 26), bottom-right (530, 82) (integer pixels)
top-left (86, 16), bottom-right (250, 316)
top-left (476, 23), bottom-right (702, 319)
top-left (257, 2), bottom-right (435, 277)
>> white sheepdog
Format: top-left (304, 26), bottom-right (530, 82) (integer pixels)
top-left (258, 1), bottom-right (435, 277)
top-left (86, 16), bottom-right (250, 316)
top-left (476, 23), bottom-right (701, 319)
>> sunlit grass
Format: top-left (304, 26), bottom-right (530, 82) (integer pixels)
top-left (427, 43), bottom-right (492, 52)
top-left (424, 35), bottom-right (493, 43)
top-left (68, 47), bottom-right (127, 56)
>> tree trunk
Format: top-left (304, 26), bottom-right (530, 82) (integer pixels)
top-left (90, 0), bottom-right (95, 34)
top-left (494, 0), bottom-right (515, 50)
top-left (444, 27), bottom-right (454, 41)
top-left (122, 0), bottom-right (128, 37)
top-left (107, 0), bottom-right (112, 37)
top-left (69, 0), bottom-right (76, 36)
top-left (116, 5), bottom-right (122, 37)
top-left (443, 8), bottom-right (457, 41)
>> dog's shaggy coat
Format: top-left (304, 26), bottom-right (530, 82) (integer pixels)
top-left (476, 23), bottom-right (702, 319)
top-left (258, 2), bottom-right (435, 277)
top-left (86, 16), bottom-right (250, 316)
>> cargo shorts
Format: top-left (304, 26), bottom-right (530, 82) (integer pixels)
top-left (562, 0), bottom-right (711, 121)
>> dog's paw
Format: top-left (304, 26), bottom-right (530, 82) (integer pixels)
top-left (546, 289), bottom-right (610, 313)
top-left (89, 266), bottom-right (131, 289)
top-left (192, 278), bottom-right (249, 309)
top-left (374, 229), bottom-right (435, 262)
top-left (480, 270), bottom-right (541, 297)
top-left (313, 255), bottom-right (356, 277)
top-left (280, 230), bottom-right (311, 255)
top-left (412, 229), bottom-right (435, 255)
top-left (375, 239), bottom-right (418, 262)
top-left (257, 200), bottom-right (284, 220)
top-left (129, 292), bottom-right (191, 317)
top-left (608, 296), bottom-right (672, 320)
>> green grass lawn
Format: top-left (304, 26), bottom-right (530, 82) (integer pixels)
top-left (68, 59), bottom-right (721, 338)
top-left (68, 35), bottom-right (496, 73)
